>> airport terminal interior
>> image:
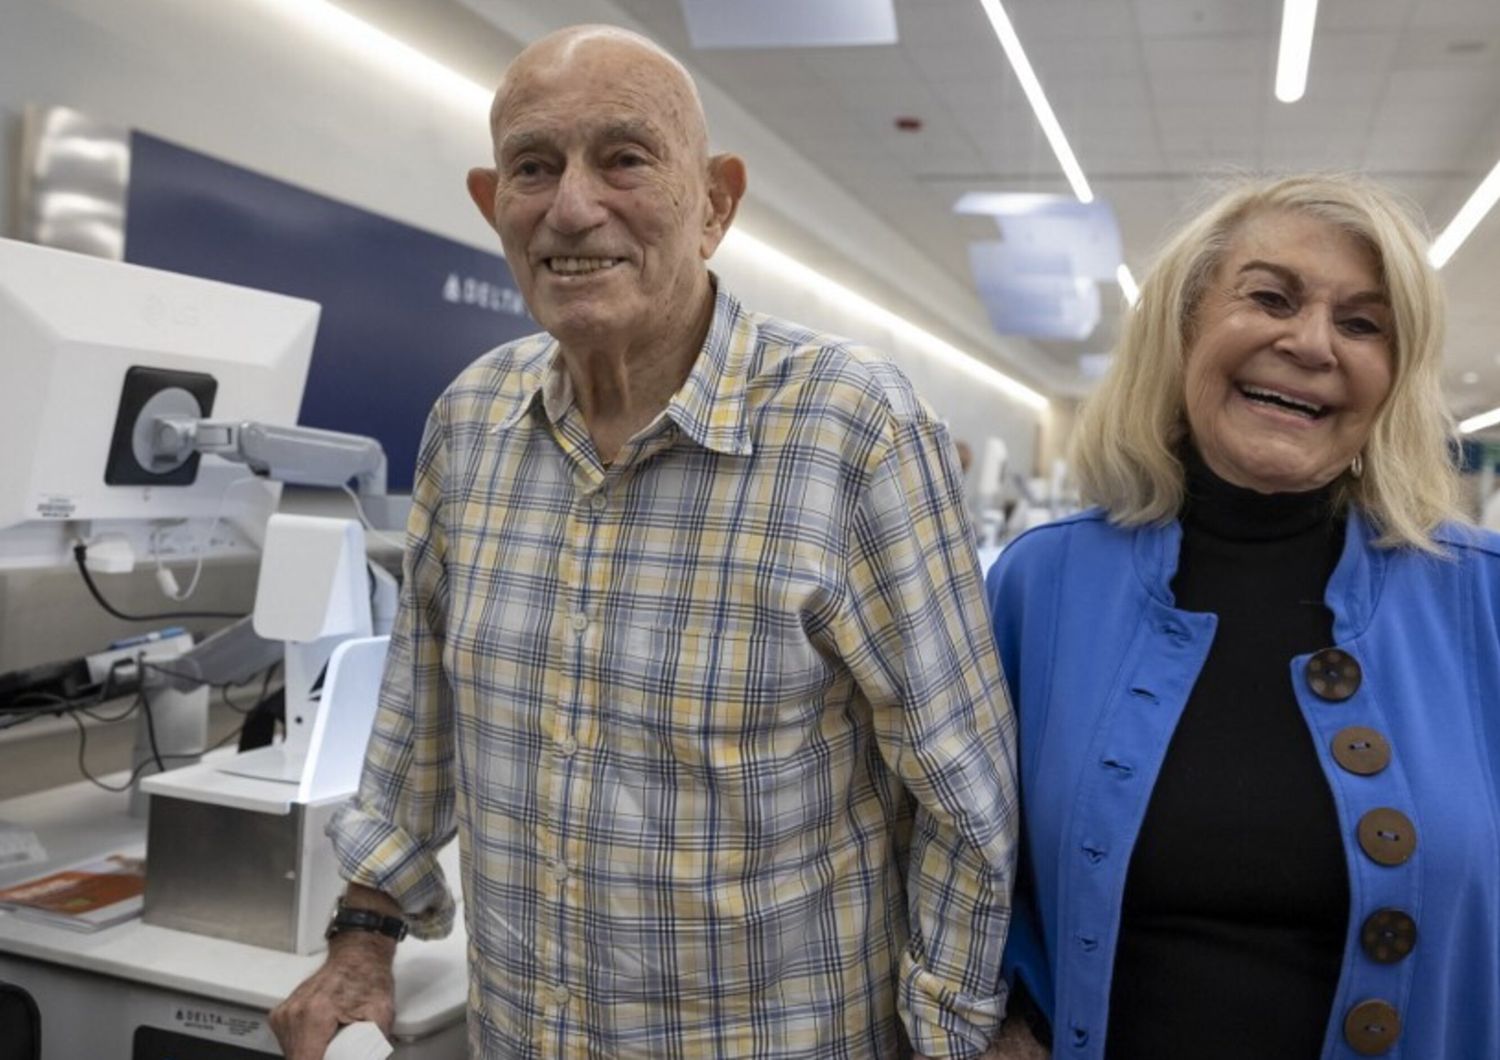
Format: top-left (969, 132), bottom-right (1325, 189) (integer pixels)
top-left (2, 1), bottom-right (1500, 1057)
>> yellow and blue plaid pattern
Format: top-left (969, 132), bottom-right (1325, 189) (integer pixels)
top-left (329, 284), bottom-right (1018, 1058)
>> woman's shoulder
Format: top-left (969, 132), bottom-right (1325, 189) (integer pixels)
top-left (993, 507), bottom-right (1134, 571)
top-left (1431, 521), bottom-right (1500, 562)
top-left (986, 508), bottom-right (1143, 607)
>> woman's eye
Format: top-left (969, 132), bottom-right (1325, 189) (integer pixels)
top-left (1340, 315), bottom-right (1384, 337)
top-left (615, 152), bottom-right (646, 168)
top-left (1250, 289), bottom-right (1293, 313)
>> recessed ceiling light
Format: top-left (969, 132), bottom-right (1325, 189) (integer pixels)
top-left (976, 0), bottom-right (1093, 202)
top-left (1430, 155), bottom-right (1500, 268)
top-left (1275, 0), bottom-right (1320, 103)
top-left (1463, 371), bottom-right (1481, 385)
top-left (1460, 406), bottom-right (1500, 434)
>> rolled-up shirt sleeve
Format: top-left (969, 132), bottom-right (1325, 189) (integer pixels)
top-left (833, 410), bottom-right (1019, 1058)
top-left (327, 401), bottom-right (458, 939)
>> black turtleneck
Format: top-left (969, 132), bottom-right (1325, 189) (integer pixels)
top-left (1104, 452), bottom-right (1350, 1059)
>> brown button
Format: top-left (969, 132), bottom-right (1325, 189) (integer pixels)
top-left (1332, 726), bottom-right (1392, 775)
top-left (1307, 647), bottom-right (1361, 701)
top-left (1357, 807), bottom-right (1417, 866)
top-left (1344, 999), bottom-right (1402, 1055)
top-left (1360, 908), bottom-right (1417, 964)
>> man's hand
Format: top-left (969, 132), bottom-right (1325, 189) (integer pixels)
top-left (269, 931), bottom-right (397, 1060)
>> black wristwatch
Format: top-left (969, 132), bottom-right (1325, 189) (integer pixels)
top-left (325, 897), bottom-right (408, 943)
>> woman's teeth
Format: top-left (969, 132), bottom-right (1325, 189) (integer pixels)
top-left (1238, 384), bottom-right (1326, 419)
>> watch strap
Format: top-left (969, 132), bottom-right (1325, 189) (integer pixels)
top-left (326, 898), bottom-right (408, 942)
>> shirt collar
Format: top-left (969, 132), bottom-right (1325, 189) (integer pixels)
top-left (488, 278), bottom-right (755, 456)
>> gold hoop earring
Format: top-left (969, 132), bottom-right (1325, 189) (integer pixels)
top-left (1350, 453), bottom-right (1364, 479)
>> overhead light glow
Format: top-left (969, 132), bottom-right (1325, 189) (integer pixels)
top-left (1116, 264), bottom-right (1139, 308)
top-left (1275, 0), bottom-right (1320, 103)
top-left (953, 191), bottom-right (1070, 216)
top-left (976, 0), bottom-right (1093, 203)
top-left (724, 230), bottom-right (1048, 410)
top-left (1430, 155), bottom-right (1500, 269)
top-left (249, 0), bottom-right (492, 112)
top-left (1460, 406), bottom-right (1500, 434)
top-left (246, 0), bottom-right (1049, 414)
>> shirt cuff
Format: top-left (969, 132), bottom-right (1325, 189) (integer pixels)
top-left (327, 798), bottom-right (455, 940)
top-left (900, 950), bottom-right (1008, 1059)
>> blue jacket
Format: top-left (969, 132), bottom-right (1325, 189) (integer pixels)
top-left (986, 508), bottom-right (1500, 1059)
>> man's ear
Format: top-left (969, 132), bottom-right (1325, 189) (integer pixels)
top-left (700, 153), bottom-right (747, 258)
top-left (467, 167), bottom-right (501, 231)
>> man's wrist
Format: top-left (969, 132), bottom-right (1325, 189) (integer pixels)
top-left (326, 895), bottom-right (408, 943)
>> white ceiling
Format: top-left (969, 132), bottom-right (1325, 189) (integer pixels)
top-left (586, 0), bottom-right (1500, 419)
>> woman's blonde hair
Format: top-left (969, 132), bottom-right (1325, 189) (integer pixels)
top-left (1072, 172), bottom-right (1461, 550)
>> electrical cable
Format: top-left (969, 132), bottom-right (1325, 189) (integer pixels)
top-left (73, 544), bottom-right (243, 621)
top-left (68, 660), bottom-right (279, 793)
top-left (138, 682), bottom-right (166, 775)
top-left (149, 474), bottom-right (262, 603)
top-left (69, 708), bottom-right (249, 794)
top-left (340, 483), bottom-right (406, 551)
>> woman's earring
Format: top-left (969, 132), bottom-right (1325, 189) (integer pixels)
top-left (1350, 452), bottom-right (1364, 479)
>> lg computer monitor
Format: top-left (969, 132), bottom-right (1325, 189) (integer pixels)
top-left (0, 237), bottom-right (319, 569)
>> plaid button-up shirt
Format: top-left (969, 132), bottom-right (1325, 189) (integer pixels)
top-left (330, 283), bottom-right (1018, 1058)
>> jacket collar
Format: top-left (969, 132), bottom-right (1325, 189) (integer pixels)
top-left (1133, 506), bottom-right (1386, 641)
top-left (487, 278), bottom-right (755, 457)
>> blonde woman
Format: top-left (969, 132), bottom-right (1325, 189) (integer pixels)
top-left (987, 174), bottom-right (1499, 1058)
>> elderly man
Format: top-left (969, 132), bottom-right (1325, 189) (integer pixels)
top-left (272, 25), bottom-right (1017, 1060)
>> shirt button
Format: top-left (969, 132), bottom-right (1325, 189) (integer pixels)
top-left (549, 984), bottom-right (571, 1008)
top-left (589, 493), bottom-right (607, 512)
top-left (1360, 907), bottom-right (1417, 964)
top-left (570, 612), bottom-right (589, 633)
top-left (556, 732), bottom-right (578, 757)
top-left (1357, 807), bottom-right (1417, 866)
top-left (1344, 998), bottom-right (1401, 1055)
top-left (547, 859), bottom-right (571, 884)
top-left (1307, 647), bottom-right (1362, 701)
top-left (1331, 725), bottom-right (1391, 775)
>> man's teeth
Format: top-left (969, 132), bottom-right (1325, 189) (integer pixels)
top-left (547, 257), bottom-right (621, 275)
top-left (1239, 384), bottom-right (1325, 418)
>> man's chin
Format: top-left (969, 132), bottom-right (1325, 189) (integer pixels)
top-left (536, 304), bottom-right (639, 347)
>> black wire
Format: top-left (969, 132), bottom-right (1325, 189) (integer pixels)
top-left (138, 683), bottom-right (166, 774)
top-left (72, 544), bottom-right (244, 622)
top-left (69, 709), bottom-right (249, 794)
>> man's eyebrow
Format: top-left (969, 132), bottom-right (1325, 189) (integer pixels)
top-left (498, 129), bottom-right (550, 158)
top-left (1237, 259), bottom-right (1388, 306)
top-left (597, 119), bottom-right (666, 151)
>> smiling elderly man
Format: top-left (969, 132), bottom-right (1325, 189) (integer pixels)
top-left (271, 24), bottom-right (1017, 1060)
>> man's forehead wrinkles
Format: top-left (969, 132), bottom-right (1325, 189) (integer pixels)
top-left (499, 113), bottom-right (672, 155)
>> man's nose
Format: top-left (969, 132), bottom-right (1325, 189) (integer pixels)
top-left (1277, 306), bottom-right (1337, 369)
top-left (545, 164), bottom-right (609, 234)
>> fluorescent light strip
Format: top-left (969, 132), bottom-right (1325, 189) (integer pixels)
top-left (976, 0), bottom-right (1093, 203)
top-left (1430, 155), bottom-right (1500, 269)
top-left (1275, 0), bottom-right (1320, 103)
top-left (1116, 264), bottom-right (1139, 308)
top-left (724, 230), bottom-right (1048, 410)
top-left (1460, 406), bottom-right (1500, 435)
top-left (250, 0), bottom-right (1049, 412)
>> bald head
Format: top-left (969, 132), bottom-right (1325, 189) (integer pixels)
top-left (492, 25), bottom-right (709, 162)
